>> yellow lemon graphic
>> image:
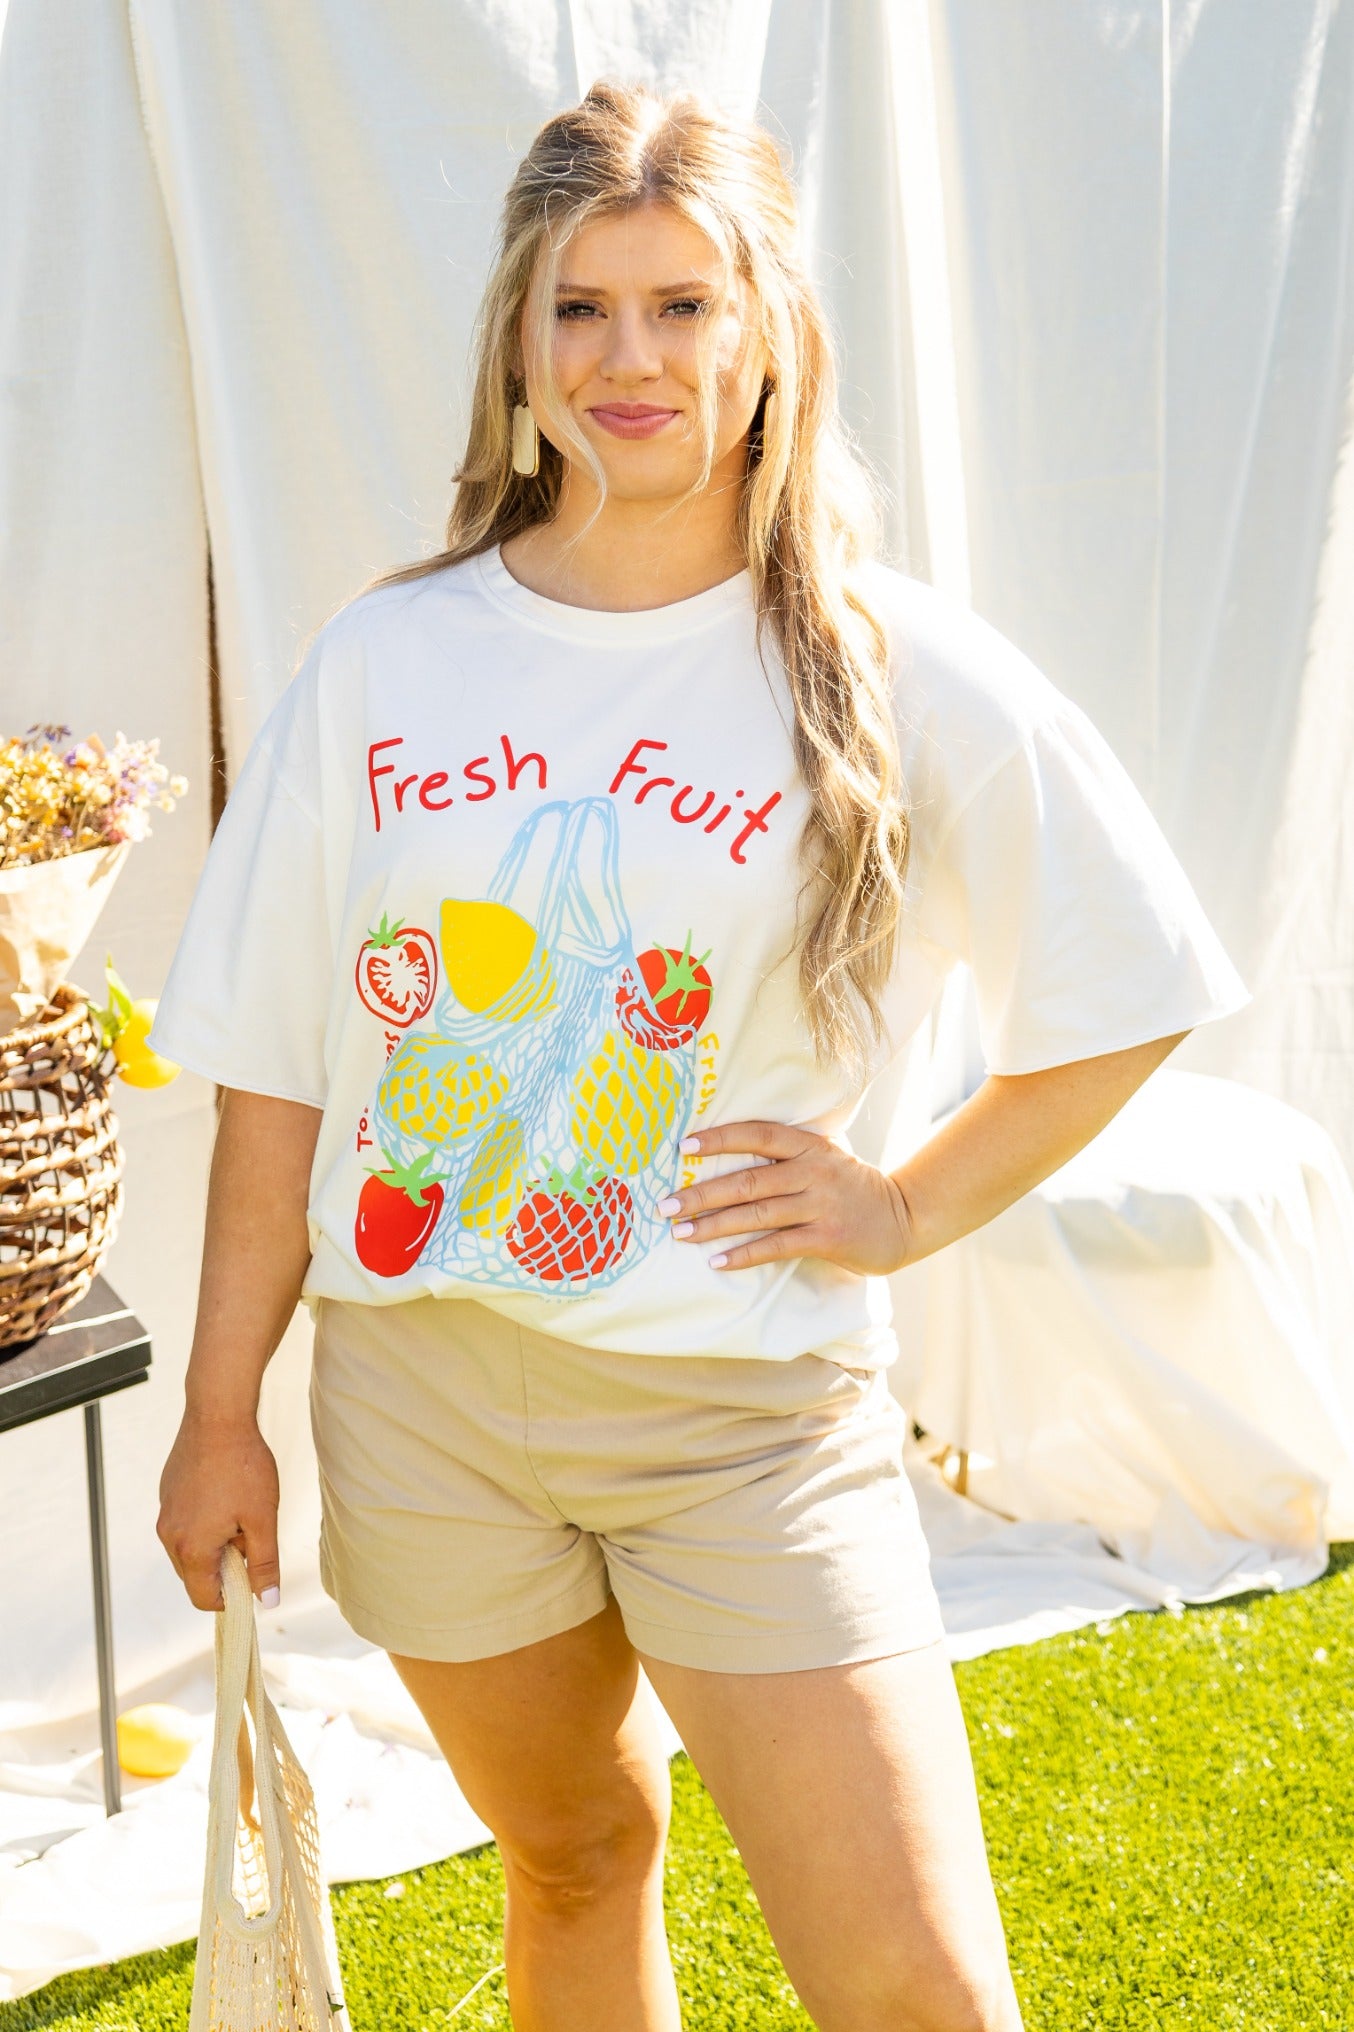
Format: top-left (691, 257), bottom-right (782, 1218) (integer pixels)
top-left (570, 1030), bottom-right (682, 1175)
top-left (379, 1036), bottom-right (507, 1144)
top-left (459, 1115), bottom-right (527, 1236)
top-left (440, 898), bottom-right (555, 1020)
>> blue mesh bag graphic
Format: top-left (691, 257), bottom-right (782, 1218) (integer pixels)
top-left (362, 797), bottom-right (708, 1293)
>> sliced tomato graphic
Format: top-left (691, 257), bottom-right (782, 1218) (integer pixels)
top-left (615, 931), bottom-right (713, 1051)
top-left (505, 1161), bottom-right (633, 1282)
top-left (355, 1147), bottom-right (445, 1277)
top-left (355, 913), bottom-right (438, 1027)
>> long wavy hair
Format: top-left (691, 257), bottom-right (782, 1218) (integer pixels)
top-left (371, 80), bottom-right (910, 1084)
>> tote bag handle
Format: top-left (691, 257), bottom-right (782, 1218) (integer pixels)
top-left (548, 795), bottom-right (630, 967)
top-left (489, 795), bottom-right (630, 969)
top-left (205, 1545), bottom-right (289, 1939)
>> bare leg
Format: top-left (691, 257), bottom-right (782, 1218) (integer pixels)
top-left (391, 1597), bottom-right (681, 2032)
top-left (639, 1636), bottom-right (1024, 2032)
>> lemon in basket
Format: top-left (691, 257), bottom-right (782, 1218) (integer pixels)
top-left (440, 898), bottom-right (554, 1021)
top-left (458, 1115), bottom-right (528, 1236)
top-left (379, 1036), bottom-right (507, 1144)
top-left (570, 1030), bottom-right (683, 1175)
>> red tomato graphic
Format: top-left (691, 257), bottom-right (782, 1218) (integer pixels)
top-left (505, 1163), bottom-right (633, 1282)
top-left (355, 1148), bottom-right (445, 1277)
top-left (356, 913), bottom-right (438, 1027)
top-left (615, 931), bottom-right (713, 1051)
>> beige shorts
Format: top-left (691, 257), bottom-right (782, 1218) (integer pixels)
top-left (309, 1294), bottom-right (946, 1674)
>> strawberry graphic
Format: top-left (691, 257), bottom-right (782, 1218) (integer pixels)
top-left (615, 931), bottom-right (713, 1051)
top-left (355, 913), bottom-right (438, 1027)
top-left (505, 1158), bottom-right (634, 1282)
top-left (355, 1147), bottom-right (445, 1276)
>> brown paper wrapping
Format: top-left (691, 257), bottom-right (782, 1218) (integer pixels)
top-left (0, 842), bottom-right (130, 1035)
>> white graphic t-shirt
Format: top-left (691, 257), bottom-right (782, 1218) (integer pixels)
top-left (149, 549), bottom-right (1251, 1365)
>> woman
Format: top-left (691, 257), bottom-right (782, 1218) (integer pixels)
top-left (152, 82), bottom-right (1250, 2032)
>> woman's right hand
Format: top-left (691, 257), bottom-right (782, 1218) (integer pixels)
top-left (157, 1407), bottom-right (281, 1611)
top-left (157, 1088), bottom-right (319, 1612)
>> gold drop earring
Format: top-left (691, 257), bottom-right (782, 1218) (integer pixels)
top-left (511, 396), bottom-right (540, 477)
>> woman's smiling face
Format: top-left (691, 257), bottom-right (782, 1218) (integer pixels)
top-left (521, 202), bottom-right (768, 506)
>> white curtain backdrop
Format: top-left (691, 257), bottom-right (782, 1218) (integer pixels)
top-left (929, 1), bottom-right (1354, 1157)
top-left (1, 0), bottom-right (1351, 1749)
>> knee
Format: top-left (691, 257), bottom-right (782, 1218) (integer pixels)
top-left (813, 1944), bottom-right (1020, 2032)
top-left (500, 1793), bottom-right (670, 1922)
top-left (901, 1975), bottom-right (1020, 2032)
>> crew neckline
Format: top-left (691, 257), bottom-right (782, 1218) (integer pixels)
top-left (473, 544), bottom-right (753, 643)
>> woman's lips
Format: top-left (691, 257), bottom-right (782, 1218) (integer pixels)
top-left (589, 404), bottom-right (681, 440)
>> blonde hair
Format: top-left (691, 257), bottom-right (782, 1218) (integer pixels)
top-left (373, 80), bottom-right (910, 1083)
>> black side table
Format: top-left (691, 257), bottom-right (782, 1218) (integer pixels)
top-left (0, 1273), bottom-right (152, 1814)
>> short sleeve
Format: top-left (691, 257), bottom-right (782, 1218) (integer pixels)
top-left (147, 669), bottom-right (332, 1106)
top-left (912, 693), bottom-right (1253, 1076)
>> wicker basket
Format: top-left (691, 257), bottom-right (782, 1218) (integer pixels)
top-left (0, 982), bottom-right (124, 1351)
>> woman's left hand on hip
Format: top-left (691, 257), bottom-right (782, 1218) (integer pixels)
top-left (657, 1121), bottom-right (913, 1276)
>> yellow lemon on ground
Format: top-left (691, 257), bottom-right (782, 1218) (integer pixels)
top-left (116, 1702), bottom-right (197, 1778)
top-left (113, 998), bottom-right (180, 1087)
top-left (570, 1030), bottom-right (682, 1174)
top-left (440, 899), bottom-right (553, 1018)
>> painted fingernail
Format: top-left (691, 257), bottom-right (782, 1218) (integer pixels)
top-left (672, 1221), bottom-right (694, 1239)
top-left (656, 1195), bottom-right (681, 1215)
top-left (708, 1252), bottom-right (728, 1268)
top-left (260, 1585), bottom-right (281, 1609)
top-left (679, 1135), bottom-right (701, 1154)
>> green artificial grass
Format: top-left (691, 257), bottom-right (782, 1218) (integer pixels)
top-left (4, 1545), bottom-right (1352, 2030)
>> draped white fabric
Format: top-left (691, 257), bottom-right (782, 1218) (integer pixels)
top-left (1, 0), bottom-right (1352, 1994)
top-left (907, 1069), bottom-right (1354, 1581)
top-left (927, 2), bottom-right (1354, 1151)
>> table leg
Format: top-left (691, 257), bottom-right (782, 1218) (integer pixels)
top-left (83, 1402), bottom-right (121, 1816)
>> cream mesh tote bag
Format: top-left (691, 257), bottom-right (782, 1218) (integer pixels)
top-left (189, 1544), bottom-right (352, 2031)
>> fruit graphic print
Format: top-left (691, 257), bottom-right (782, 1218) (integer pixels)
top-left (352, 796), bottom-right (711, 1292)
top-left (354, 913), bottom-right (438, 1026)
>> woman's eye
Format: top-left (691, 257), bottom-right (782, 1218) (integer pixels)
top-left (663, 298), bottom-right (707, 319)
top-left (555, 301), bottom-right (600, 321)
